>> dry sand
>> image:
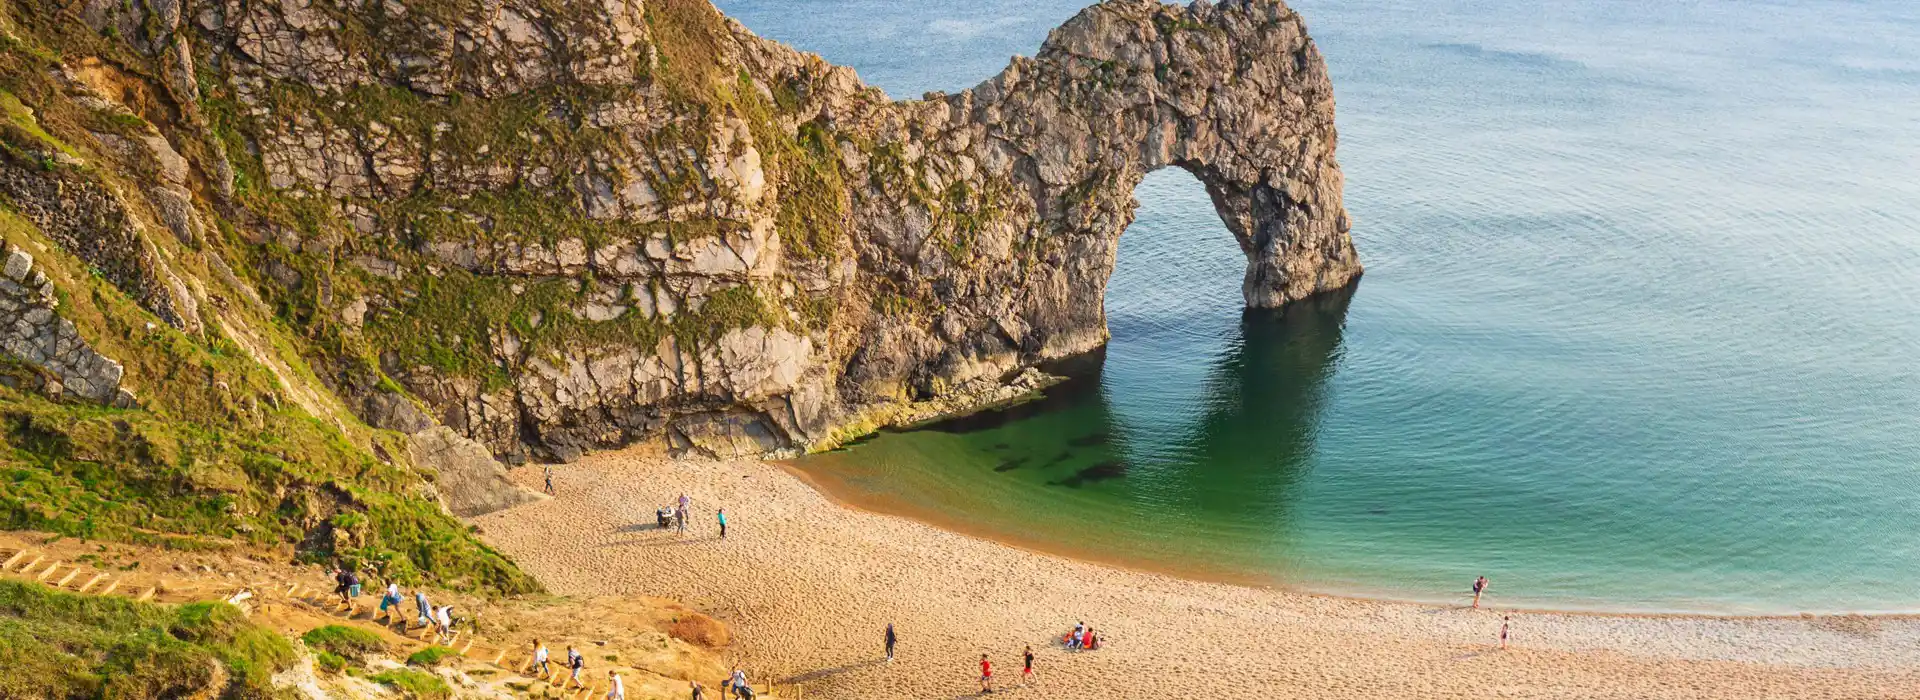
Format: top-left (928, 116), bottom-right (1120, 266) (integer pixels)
top-left (475, 451), bottom-right (1920, 699)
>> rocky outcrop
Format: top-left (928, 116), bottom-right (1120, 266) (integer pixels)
top-left (0, 244), bottom-right (135, 406)
top-left (408, 427), bottom-right (547, 517)
top-left (0, 0), bottom-right (1357, 463)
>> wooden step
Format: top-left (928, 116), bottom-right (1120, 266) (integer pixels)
top-left (76, 572), bottom-right (107, 593)
top-left (54, 568), bottom-right (81, 588)
top-left (35, 562), bottom-right (61, 582)
top-left (1, 549), bottom-right (28, 570)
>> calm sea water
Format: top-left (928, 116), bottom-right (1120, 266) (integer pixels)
top-left (720, 0), bottom-right (1920, 614)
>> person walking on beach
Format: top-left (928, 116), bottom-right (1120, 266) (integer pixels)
top-left (1500, 615), bottom-right (1511, 649)
top-left (568, 645), bottom-right (585, 685)
top-left (1021, 645), bottom-right (1034, 686)
top-left (1472, 576), bottom-right (1490, 609)
top-left (606, 670), bottom-right (626, 700)
top-left (717, 508), bottom-right (728, 539)
top-left (979, 654), bottom-right (994, 694)
top-left (884, 623), bottom-right (897, 662)
top-left (533, 640), bottom-right (551, 676)
top-left (544, 466), bottom-right (555, 495)
top-left (676, 504), bottom-right (688, 534)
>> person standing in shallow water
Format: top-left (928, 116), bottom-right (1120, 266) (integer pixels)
top-left (884, 623), bottom-right (897, 662)
top-left (1472, 576), bottom-right (1490, 608)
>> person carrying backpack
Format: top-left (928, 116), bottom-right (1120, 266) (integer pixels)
top-left (568, 645), bottom-right (585, 685)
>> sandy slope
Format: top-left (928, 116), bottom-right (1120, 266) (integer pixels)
top-left (474, 451), bottom-right (1920, 699)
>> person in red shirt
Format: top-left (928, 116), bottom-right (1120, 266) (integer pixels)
top-left (979, 654), bottom-right (993, 694)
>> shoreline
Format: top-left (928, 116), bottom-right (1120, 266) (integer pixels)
top-left (475, 450), bottom-right (1920, 698)
top-left (775, 460), bottom-right (1920, 622)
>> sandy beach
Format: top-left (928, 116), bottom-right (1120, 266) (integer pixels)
top-left (474, 450), bottom-right (1920, 699)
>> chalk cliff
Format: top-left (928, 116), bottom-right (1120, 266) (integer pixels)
top-left (0, 0), bottom-right (1357, 472)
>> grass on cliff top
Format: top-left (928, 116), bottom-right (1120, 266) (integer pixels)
top-left (0, 579), bottom-right (295, 699)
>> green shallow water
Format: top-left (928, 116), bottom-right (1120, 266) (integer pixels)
top-left (740, 0), bottom-right (1920, 614)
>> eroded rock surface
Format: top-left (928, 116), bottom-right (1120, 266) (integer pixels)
top-left (0, 0), bottom-right (1357, 464)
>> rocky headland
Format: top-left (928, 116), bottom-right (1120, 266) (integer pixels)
top-left (1, 0), bottom-right (1358, 469)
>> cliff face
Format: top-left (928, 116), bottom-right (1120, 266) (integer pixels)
top-left (0, 0), bottom-right (1356, 473)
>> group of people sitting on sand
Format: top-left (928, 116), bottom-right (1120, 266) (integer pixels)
top-left (1062, 620), bottom-right (1102, 651)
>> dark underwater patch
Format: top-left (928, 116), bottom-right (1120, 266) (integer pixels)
top-left (1067, 433), bottom-right (1108, 448)
top-left (1050, 460), bottom-right (1127, 488)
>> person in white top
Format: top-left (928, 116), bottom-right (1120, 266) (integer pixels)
top-left (605, 670), bottom-right (626, 700)
top-left (435, 605), bottom-right (455, 643)
top-left (729, 669), bottom-right (749, 699)
top-left (533, 640), bottom-right (551, 676)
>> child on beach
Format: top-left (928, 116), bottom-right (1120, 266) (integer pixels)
top-left (979, 654), bottom-right (994, 694)
top-left (1022, 645), bottom-right (1034, 685)
top-left (1500, 616), bottom-right (1511, 649)
top-left (885, 623), bottom-right (897, 662)
top-left (1473, 576), bottom-right (1490, 608)
top-left (718, 509), bottom-right (728, 539)
top-left (544, 466), bottom-right (555, 495)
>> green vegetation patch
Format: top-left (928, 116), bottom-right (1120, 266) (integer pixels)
top-left (0, 580), bottom-right (294, 699)
top-left (406, 645), bottom-right (460, 667)
top-left (370, 668), bottom-right (453, 699)
top-left (301, 624), bottom-right (388, 658)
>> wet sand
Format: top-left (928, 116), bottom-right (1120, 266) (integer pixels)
top-left (475, 451), bottom-right (1920, 699)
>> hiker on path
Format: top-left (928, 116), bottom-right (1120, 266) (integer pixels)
top-left (544, 466), bottom-right (555, 495)
top-left (435, 604), bottom-right (456, 643)
top-left (690, 679), bottom-right (705, 700)
top-left (378, 582), bottom-right (401, 618)
top-left (413, 589), bottom-right (431, 630)
top-left (979, 654), bottom-right (994, 694)
top-left (1022, 645), bottom-right (1034, 685)
top-left (333, 567), bottom-right (359, 604)
top-left (534, 640), bottom-right (551, 676)
top-left (729, 668), bottom-right (751, 699)
top-left (606, 670), bottom-right (626, 700)
top-left (1500, 615), bottom-right (1511, 649)
top-left (568, 645), bottom-right (585, 685)
top-left (1472, 576), bottom-right (1490, 608)
top-left (718, 508), bottom-right (728, 539)
top-left (884, 623), bottom-right (897, 662)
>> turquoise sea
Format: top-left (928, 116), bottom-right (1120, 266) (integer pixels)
top-left (718, 0), bottom-right (1920, 614)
